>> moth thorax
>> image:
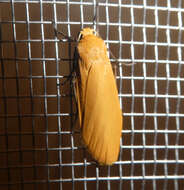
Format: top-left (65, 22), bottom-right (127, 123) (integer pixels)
top-left (79, 28), bottom-right (96, 38)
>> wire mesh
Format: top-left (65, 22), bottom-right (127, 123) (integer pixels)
top-left (0, 0), bottom-right (184, 190)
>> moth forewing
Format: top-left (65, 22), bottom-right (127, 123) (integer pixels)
top-left (75, 28), bottom-right (123, 165)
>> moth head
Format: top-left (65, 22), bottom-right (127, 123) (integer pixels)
top-left (78, 28), bottom-right (97, 41)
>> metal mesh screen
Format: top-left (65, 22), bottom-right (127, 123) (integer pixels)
top-left (0, 0), bottom-right (184, 189)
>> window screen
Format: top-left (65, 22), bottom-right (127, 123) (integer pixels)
top-left (0, 0), bottom-right (184, 190)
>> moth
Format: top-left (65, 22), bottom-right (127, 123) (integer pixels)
top-left (74, 28), bottom-right (123, 165)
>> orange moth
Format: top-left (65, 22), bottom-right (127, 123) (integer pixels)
top-left (75, 28), bottom-right (123, 165)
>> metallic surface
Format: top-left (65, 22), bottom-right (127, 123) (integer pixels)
top-left (0, 0), bottom-right (184, 190)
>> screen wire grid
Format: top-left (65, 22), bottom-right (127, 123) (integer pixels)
top-left (0, 0), bottom-right (184, 190)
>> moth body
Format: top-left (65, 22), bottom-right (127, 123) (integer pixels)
top-left (75, 28), bottom-right (123, 165)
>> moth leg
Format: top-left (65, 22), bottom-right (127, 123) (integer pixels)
top-left (52, 23), bottom-right (79, 127)
top-left (109, 50), bottom-right (135, 66)
top-left (71, 48), bottom-right (81, 131)
top-left (52, 21), bottom-right (78, 86)
top-left (72, 73), bottom-right (78, 123)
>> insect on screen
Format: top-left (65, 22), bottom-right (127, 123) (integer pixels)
top-left (0, 0), bottom-right (184, 190)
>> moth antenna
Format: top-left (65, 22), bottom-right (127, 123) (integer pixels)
top-left (93, 1), bottom-right (99, 33)
top-left (52, 21), bottom-right (76, 42)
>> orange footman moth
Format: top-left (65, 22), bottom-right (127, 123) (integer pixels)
top-left (75, 28), bottom-right (123, 165)
top-left (54, 5), bottom-right (123, 165)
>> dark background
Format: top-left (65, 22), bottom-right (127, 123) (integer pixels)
top-left (0, 1), bottom-right (184, 189)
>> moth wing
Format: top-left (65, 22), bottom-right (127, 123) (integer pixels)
top-left (82, 62), bottom-right (122, 165)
